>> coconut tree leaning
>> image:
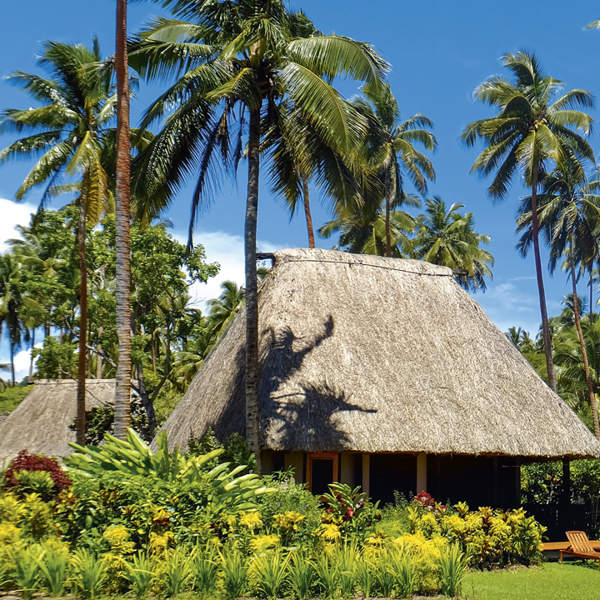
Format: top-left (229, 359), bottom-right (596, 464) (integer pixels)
top-left (0, 40), bottom-right (115, 442)
top-left (114, 0), bottom-right (133, 440)
top-left (463, 50), bottom-right (594, 392)
top-left (517, 163), bottom-right (600, 437)
top-left (131, 0), bottom-right (388, 469)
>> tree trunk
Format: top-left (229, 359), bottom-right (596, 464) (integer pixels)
top-left (76, 196), bottom-right (87, 444)
top-left (29, 328), bottom-right (35, 382)
top-left (245, 106), bottom-right (261, 473)
top-left (591, 270), bottom-right (595, 316)
top-left (384, 163), bottom-right (392, 257)
top-left (530, 178), bottom-right (556, 391)
top-left (114, 0), bottom-right (132, 440)
top-left (96, 326), bottom-right (103, 379)
top-left (9, 341), bottom-right (15, 387)
top-left (136, 361), bottom-right (157, 438)
top-left (570, 259), bottom-right (600, 438)
top-left (302, 177), bottom-right (315, 249)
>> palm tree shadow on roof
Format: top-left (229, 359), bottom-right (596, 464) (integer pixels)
top-left (260, 315), bottom-right (376, 451)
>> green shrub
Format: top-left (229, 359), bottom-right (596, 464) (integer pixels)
top-left (250, 550), bottom-right (289, 599)
top-left (125, 552), bottom-right (155, 598)
top-left (313, 552), bottom-right (340, 599)
top-left (389, 548), bottom-right (417, 598)
top-left (13, 471), bottom-right (55, 500)
top-left (439, 543), bottom-right (467, 598)
top-left (220, 549), bottom-right (248, 599)
top-left (71, 549), bottom-right (106, 600)
top-left (409, 501), bottom-right (545, 568)
top-left (38, 543), bottom-right (68, 596)
top-left (14, 545), bottom-right (43, 600)
top-left (163, 548), bottom-right (193, 596)
top-left (192, 548), bottom-right (218, 596)
top-left (287, 551), bottom-right (313, 599)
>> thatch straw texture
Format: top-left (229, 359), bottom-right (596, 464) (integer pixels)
top-left (160, 249), bottom-right (600, 459)
top-left (0, 379), bottom-right (115, 460)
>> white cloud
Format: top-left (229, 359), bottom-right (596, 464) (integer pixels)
top-left (178, 230), bottom-right (280, 311)
top-left (475, 276), bottom-right (541, 335)
top-left (0, 198), bottom-right (36, 252)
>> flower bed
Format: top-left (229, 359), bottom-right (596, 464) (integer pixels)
top-left (0, 433), bottom-right (545, 598)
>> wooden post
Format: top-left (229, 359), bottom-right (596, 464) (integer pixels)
top-left (417, 453), bottom-right (427, 493)
top-left (362, 454), bottom-right (370, 497)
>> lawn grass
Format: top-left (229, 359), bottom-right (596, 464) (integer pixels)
top-left (464, 562), bottom-right (600, 600)
top-left (0, 384), bottom-right (32, 416)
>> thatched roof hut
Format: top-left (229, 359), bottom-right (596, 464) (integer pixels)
top-left (0, 379), bottom-right (115, 460)
top-left (160, 249), bottom-right (600, 504)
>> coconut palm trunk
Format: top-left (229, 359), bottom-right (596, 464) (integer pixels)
top-left (76, 195), bottom-right (87, 444)
top-left (114, 0), bottom-right (132, 439)
top-left (9, 341), bottom-right (15, 387)
top-left (569, 255), bottom-right (600, 438)
top-left (245, 106), bottom-right (261, 473)
top-left (302, 177), bottom-right (315, 249)
top-left (384, 161), bottom-right (393, 258)
top-left (29, 328), bottom-right (35, 382)
top-left (530, 177), bottom-right (557, 391)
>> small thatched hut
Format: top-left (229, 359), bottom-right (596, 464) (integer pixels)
top-left (0, 379), bottom-right (115, 461)
top-left (160, 249), bottom-right (600, 506)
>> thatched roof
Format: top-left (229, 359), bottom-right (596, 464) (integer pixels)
top-left (160, 248), bottom-right (600, 459)
top-left (0, 379), bottom-right (115, 460)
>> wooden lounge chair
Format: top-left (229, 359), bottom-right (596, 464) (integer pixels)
top-left (559, 531), bottom-right (600, 569)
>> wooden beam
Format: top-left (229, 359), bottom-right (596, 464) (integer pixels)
top-left (362, 454), bottom-right (370, 497)
top-left (417, 453), bottom-right (427, 493)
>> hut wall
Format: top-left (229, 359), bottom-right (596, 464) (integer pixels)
top-left (427, 455), bottom-right (520, 508)
top-left (340, 453), bottom-right (361, 485)
top-left (284, 452), bottom-right (304, 483)
top-left (370, 454), bottom-right (417, 504)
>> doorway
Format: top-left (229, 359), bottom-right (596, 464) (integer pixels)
top-left (307, 452), bottom-right (338, 495)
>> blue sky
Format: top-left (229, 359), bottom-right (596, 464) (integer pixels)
top-left (1, 0), bottom-right (600, 377)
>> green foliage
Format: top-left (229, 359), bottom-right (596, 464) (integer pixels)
top-left (33, 337), bottom-right (77, 379)
top-left (287, 551), bottom-right (313, 599)
top-left (38, 543), bottom-right (68, 596)
top-left (0, 384), bottom-right (32, 416)
top-left (439, 543), bottom-right (467, 598)
top-left (250, 549), bottom-right (290, 599)
top-left (13, 545), bottom-right (42, 600)
top-left (408, 502), bottom-right (545, 568)
top-left (188, 427), bottom-right (256, 471)
top-left (71, 549), bottom-right (106, 600)
top-left (163, 548), bottom-right (193, 596)
top-left (12, 471), bottom-right (55, 500)
top-left (125, 552), bottom-right (154, 598)
top-left (313, 552), bottom-right (340, 599)
top-left (220, 549), bottom-right (248, 599)
top-left (388, 548), bottom-right (417, 598)
top-left (192, 548), bottom-right (218, 596)
top-left (320, 482), bottom-right (380, 539)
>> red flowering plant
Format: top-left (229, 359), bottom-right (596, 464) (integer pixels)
top-left (413, 491), bottom-right (447, 513)
top-left (4, 450), bottom-right (72, 499)
top-left (319, 482), bottom-right (380, 537)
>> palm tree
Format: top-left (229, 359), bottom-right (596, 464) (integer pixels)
top-left (131, 0), bottom-right (388, 468)
top-left (353, 83), bottom-right (436, 256)
top-left (208, 280), bottom-right (245, 336)
top-left (266, 100), bottom-right (368, 248)
top-left (517, 164), bottom-right (600, 437)
top-left (411, 197), bottom-right (494, 290)
top-left (555, 314), bottom-right (600, 433)
top-left (0, 255), bottom-right (28, 385)
top-left (114, 0), bottom-right (133, 440)
top-left (0, 41), bottom-right (114, 442)
top-left (463, 50), bottom-right (594, 392)
top-left (319, 198), bottom-right (415, 256)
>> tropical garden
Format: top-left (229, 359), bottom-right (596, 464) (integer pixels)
top-left (2, 0), bottom-right (600, 598)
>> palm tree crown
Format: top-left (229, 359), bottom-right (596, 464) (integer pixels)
top-left (412, 196), bottom-right (493, 290)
